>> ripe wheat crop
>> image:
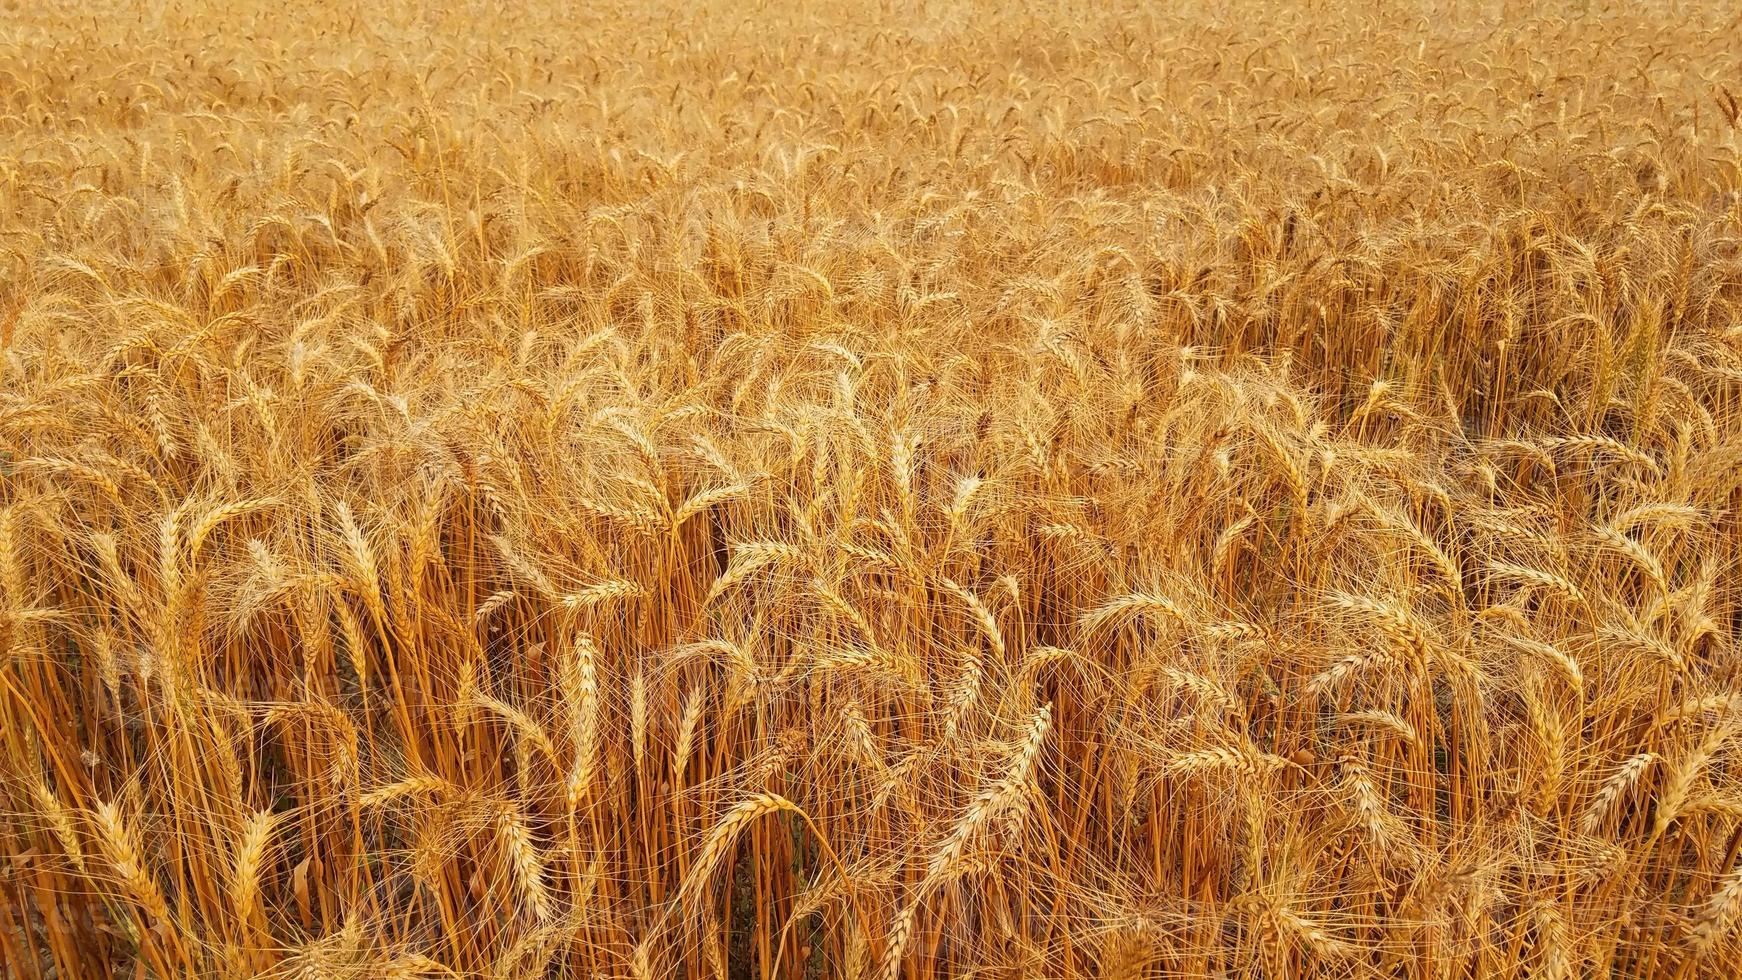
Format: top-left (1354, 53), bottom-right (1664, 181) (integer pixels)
top-left (2, 0), bottom-right (1742, 977)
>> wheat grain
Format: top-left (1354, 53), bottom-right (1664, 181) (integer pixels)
top-left (6, 5), bottom-right (1740, 977)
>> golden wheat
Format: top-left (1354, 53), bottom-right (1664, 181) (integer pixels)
top-left (2, 0), bottom-right (1741, 977)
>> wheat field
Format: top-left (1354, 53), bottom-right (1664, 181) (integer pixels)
top-left (1, 0), bottom-right (1740, 977)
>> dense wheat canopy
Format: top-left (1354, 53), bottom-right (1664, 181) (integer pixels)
top-left (2, 0), bottom-right (1742, 977)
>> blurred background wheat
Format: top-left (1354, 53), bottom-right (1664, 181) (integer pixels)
top-left (2, 0), bottom-right (1741, 977)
